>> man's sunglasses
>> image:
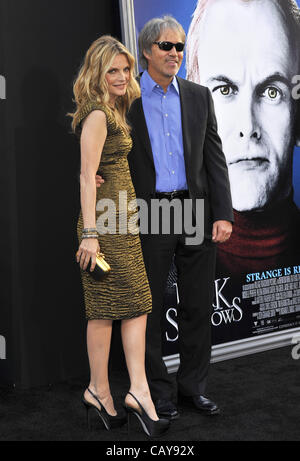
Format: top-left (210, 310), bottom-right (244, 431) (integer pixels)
top-left (153, 41), bottom-right (185, 52)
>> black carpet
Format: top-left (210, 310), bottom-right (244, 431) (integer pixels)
top-left (0, 346), bottom-right (299, 441)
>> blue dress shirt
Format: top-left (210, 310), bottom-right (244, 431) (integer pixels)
top-left (140, 70), bottom-right (188, 193)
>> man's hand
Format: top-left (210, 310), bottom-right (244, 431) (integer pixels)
top-left (95, 174), bottom-right (104, 187)
top-left (212, 220), bottom-right (232, 243)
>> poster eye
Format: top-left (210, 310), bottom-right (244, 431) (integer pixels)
top-left (261, 86), bottom-right (282, 102)
top-left (220, 86), bottom-right (230, 96)
top-left (267, 87), bottom-right (278, 99)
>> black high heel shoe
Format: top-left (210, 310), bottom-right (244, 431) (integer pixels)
top-left (82, 388), bottom-right (127, 431)
top-left (124, 392), bottom-right (170, 438)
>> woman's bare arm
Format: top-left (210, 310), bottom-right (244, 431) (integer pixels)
top-left (77, 110), bottom-right (107, 271)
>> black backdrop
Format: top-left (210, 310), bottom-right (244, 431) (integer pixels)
top-left (0, 0), bottom-right (122, 389)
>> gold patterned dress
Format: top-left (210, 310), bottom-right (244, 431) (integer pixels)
top-left (76, 101), bottom-right (152, 320)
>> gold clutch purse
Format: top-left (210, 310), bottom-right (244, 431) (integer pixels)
top-left (86, 252), bottom-right (111, 280)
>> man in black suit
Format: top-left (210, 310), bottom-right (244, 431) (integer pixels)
top-left (97, 16), bottom-right (233, 419)
top-left (127, 16), bottom-right (233, 419)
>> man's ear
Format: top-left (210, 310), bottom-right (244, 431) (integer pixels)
top-left (143, 50), bottom-right (151, 61)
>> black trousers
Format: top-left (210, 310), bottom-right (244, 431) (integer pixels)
top-left (140, 201), bottom-right (217, 402)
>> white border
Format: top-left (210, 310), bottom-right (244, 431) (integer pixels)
top-left (119, 0), bottom-right (139, 74)
top-left (164, 327), bottom-right (300, 372)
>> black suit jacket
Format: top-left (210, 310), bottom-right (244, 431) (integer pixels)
top-left (127, 76), bottom-right (234, 238)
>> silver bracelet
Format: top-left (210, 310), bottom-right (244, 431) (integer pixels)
top-left (81, 234), bottom-right (98, 239)
top-left (82, 228), bottom-right (98, 233)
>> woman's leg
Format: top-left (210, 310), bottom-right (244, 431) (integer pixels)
top-left (84, 319), bottom-right (116, 416)
top-left (121, 314), bottom-right (158, 420)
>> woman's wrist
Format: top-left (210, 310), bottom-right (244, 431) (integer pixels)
top-left (81, 228), bottom-right (99, 239)
top-left (83, 227), bottom-right (97, 232)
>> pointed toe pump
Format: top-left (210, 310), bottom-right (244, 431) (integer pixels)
top-left (124, 392), bottom-right (170, 438)
top-left (82, 388), bottom-right (127, 431)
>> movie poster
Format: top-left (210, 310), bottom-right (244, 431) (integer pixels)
top-left (129, 0), bottom-right (300, 356)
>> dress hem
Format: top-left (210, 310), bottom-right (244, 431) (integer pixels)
top-left (85, 308), bottom-right (152, 321)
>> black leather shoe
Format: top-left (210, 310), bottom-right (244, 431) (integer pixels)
top-left (155, 399), bottom-right (180, 420)
top-left (178, 393), bottom-right (220, 416)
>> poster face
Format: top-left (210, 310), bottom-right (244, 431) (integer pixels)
top-left (132, 0), bottom-right (300, 353)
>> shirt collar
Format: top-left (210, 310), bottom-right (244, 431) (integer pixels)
top-left (141, 70), bottom-right (179, 96)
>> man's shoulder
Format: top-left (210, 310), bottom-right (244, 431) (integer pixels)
top-left (176, 76), bottom-right (208, 95)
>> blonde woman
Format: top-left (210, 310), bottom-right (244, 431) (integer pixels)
top-left (70, 36), bottom-right (169, 437)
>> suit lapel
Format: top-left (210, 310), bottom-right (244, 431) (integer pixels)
top-left (177, 77), bottom-right (194, 176)
top-left (130, 97), bottom-right (155, 169)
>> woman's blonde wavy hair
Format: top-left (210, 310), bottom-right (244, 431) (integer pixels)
top-left (69, 35), bottom-right (140, 135)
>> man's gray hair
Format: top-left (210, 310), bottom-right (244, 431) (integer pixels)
top-left (186, 0), bottom-right (300, 83)
top-left (138, 15), bottom-right (186, 70)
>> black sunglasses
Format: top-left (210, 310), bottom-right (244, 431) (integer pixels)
top-left (153, 41), bottom-right (185, 52)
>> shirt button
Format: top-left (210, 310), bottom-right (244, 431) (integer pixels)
top-left (167, 133), bottom-right (170, 136)
top-left (165, 114), bottom-right (168, 117)
top-left (172, 170), bottom-right (175, 174)
top-left (163, 96), bottom-right (166, 99)
top-left (169, 152), bottom-right (172, 156)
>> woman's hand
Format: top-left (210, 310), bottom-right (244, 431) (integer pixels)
top-left (76, 238), bottom-right (100, 272)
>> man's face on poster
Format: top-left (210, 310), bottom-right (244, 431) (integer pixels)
top-left (195, 0), bottom-right (298, 211)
